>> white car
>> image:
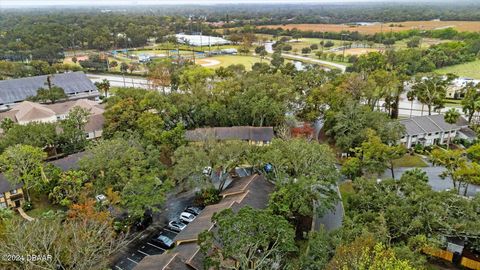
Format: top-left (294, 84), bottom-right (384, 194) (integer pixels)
top-left (167, 220), bottom-right (187, 232)
top-left (180, 212), bottom-right (196, 223)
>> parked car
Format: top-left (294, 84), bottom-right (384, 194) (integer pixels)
top-left (180, 212), bottom-right (196, 223)
top-left (184, 206), bottom-right (201, 216)
top-left (155, 235), bottom-right (174, 249)
top-left (167, 220), bottom-right (187, 232)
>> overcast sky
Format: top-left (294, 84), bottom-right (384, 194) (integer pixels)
top-left (0, 0), bottom-right (463, 7)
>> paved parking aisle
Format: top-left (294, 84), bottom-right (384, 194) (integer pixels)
top-left (112, 230), bottom-right (178, 270)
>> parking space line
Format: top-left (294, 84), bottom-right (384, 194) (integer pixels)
top-left (127, 257), bottom-right (138, 264)
top-left (115, 266), bottom-right (124, 270)
top-left (137, 250), bottom-right (150, 256)
top-left (163, 228), bottom-right (178, 234)
top-left (147, 242), bottom-right (165, 251)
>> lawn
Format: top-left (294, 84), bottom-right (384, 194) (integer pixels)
top-left (436, 59), bottom-right (480, 80)
top-left (392, 154), bottom-right (428, 168)
top-left (26, 191), bottom-right (64, 219)
top-left (339, 181), bottom-right (355, 210)
top-left (196, 55), bottom-right (264, 70)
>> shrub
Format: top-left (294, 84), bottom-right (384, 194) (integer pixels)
top-left (195, 188), bottom-right (221, 206)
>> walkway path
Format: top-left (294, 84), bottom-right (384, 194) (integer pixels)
top-left (282, 53), bottom-right (347, 72)
top-left (264, 42), bottom-right (347, 72)
top-left (17, 207), bottom-right (35, 221)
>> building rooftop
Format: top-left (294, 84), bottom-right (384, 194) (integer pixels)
top-left (0, 175), bottom-right (23, 194)
top-left (185, 126), bottom-right (274, 142)
top-left (0, 72), bottom-right (98, 106)
top-left (0, 99), bottom-right (105, 133)
top-left (134, 174), bottom-right (274, 270)
top-left (400, 114), bottom-right (466, 136)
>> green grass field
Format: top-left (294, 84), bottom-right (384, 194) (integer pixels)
top-left (392, 154), bottom-right (428, 168)
top-left (339, 181), bottom-right (355, 210)
top-left (436, 59), bottom-right (480, 80)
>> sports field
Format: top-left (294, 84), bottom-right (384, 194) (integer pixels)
top-left (262, 21), bottom-right (480, 34)
top-left (332, 48), bottom-right (383, 56)
top-left (195, 55), bottom-right (264, 69)
top-left (436, 60), bottom-right (480, 80)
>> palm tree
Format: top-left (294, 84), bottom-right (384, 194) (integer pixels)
top-left (407, 90), bottom-right (415, 118)
top-left (411, 74), bottom-right (453, 115)
top-left (94, 79), bottom-right (110, 98)
top-left (444, 108), bottom-right (460, 149)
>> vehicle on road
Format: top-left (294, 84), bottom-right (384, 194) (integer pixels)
top-left (180, 212), bottom-right (196, 223)
top-left (167, 220), bottom-right (187, 232)
top-left (155, 235), bottom-right (174, 249)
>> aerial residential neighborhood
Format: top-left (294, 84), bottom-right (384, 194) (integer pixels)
top-left (0, 1), bottom-right (480, 270)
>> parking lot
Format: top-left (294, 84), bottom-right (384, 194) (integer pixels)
top-left (113, 228), bottom-right (179, 270)
top-left (111, 168), bottom-right (250, 270)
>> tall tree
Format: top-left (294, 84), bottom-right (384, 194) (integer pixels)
top-left (147, 60), bottom-right (172, 93)
top-left (411, 74), bottom-right (453, 115)
top-left (198, 207), bottom-right (297, 270)
top-left (461, 82), bottom-right (480, 124)
top-left (430, 148), bottom-right (467, 194)
top-left (355, 130), bottom-right (406, 178)
top-left (173, 140), bottom-right (250, 191)
top-left (0, 145), bottom-right (46, 201)
top-left (94, 79), bottom-right (111, 98)
top-left (30, 75), bottom-right (68, 104)
top-left (0, 217), bottom-right (126, 270)
top-left (60, 106), bottom-right (91, 154)
top-left (444, 108), bottom-right (460, 149)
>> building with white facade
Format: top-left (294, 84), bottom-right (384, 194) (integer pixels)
top-left (175, 34), bottom-right (230, 47)
top-left (400, 114), bottom-right (476, 148)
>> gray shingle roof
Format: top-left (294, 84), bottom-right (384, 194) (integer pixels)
top-left (459, 127), bottom-right (477, 139)
top-left (0, 72), bottom-right (97, 105)
top-left (185, 126), bottom-right (274, 142)
top-left (400, 115), bottom-right (464, 136)
top-left (0, 175), bottom-right (23, 194)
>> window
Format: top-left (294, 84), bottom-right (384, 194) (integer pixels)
top-left (0, 193), bottom-right (4, 198)
top-left (0, 202), bottom-right (6, 209)
top-left (428, 133), bottom-right (432, 136)
top-left (10, 189), bottom-right (17, 195)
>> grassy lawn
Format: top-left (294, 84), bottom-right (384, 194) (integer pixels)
top-left (26, 191), bottom-right (64, 219)
top-left (436, 59), bottom-right (480, 80)
top-left (339, 181), bottom-right (355, 210)
top-left (392, 154), bottom-right (428, 168)
top-left (197, 55), bottom-right (264, 70)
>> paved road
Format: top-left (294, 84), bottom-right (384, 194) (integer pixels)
top-left (382, 166), bottom-right (480, 197)
top-left (111, 190), bottom-right (195, 270)
top-left (87, 73), bottom-right (171, 93)
top-left (264, 42), bottom-right (347, 72)
top-left (315, 184), bottom-right (344, 231)
top-left (87, 73), bottom-right (151, 88)
top-left (282, 53), bottom-right (347, 72)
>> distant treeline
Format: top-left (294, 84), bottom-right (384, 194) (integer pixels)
top-left (0, 13), bottom-right (219, 63)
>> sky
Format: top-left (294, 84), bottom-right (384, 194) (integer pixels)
top-left (0, 0), bottom-right (462, 7)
